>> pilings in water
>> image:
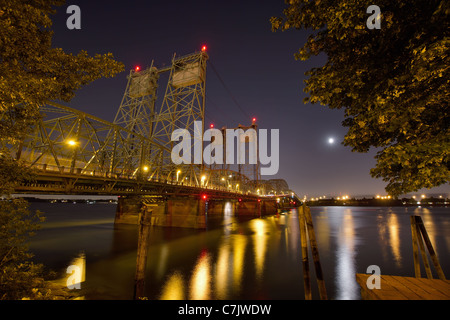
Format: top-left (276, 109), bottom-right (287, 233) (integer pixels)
top-left (133, 207), bottom-right (152, 299)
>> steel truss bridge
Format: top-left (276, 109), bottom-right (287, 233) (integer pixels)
top-left (1, 50), bottom-right (271, 201)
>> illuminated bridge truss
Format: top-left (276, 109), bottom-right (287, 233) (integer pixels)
top-left (0, 50), bottom-right (260, 197)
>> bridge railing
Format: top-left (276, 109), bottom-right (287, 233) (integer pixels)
top-left (22, 161), bottom-right (262, 195)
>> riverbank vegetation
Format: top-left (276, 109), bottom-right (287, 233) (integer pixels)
top-left (0, 0), bottom-right (123, 299)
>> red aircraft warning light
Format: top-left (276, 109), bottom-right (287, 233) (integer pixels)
top-left (210, 123), bottom-right (214, 128)
top-left (135, 66), bottom-right (140, 72)
top-left (201, 45), bottom-right (207, 52)
top-left (202, 194), bottom-right (207, 200)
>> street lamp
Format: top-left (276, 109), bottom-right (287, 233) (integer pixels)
top-left (66, 139), bottom-right (77, 146)
top-left (201, 175), bottom-right (206, 186)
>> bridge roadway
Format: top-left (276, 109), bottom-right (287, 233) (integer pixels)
top-left (15, 166), bottom-right (258, 200)
top-left (15, 167), bottom-right (300, 228)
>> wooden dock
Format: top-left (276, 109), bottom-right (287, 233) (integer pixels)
top-left (356, 274), bottom-right (450, 300)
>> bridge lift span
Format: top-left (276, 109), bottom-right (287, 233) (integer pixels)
top-left (0, 49), bottom-right (262, 197)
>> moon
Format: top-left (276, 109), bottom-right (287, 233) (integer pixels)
top-left (328, 137), bottom-right (335, 144)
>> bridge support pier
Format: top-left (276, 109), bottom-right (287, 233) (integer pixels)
top-left (260, 199), bottom-right (279, 216)
top-left (234, 199), bottom-right (278, 216)
top-left (150, 198), bottom-right (207, 229)
top-left (115, 196), bottom-right (144, 225)
top-left (115, 196), bottom-right (207, 229)
top-left (115, 196), bottom-right (279, 228)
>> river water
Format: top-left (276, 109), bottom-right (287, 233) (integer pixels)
top-left (28, 202), bottom-right (450, 300)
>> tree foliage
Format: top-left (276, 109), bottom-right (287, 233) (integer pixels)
top-left (0, 0), bottom-right (124, 141)
top-left (0, 0), bottom-right (124, 299)
top-left (0, 197), bottom-right (45, 300)
top-left (271, 0), bottom-right (449, 195)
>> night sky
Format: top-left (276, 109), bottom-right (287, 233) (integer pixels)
top-left (49, 0), bottom-right (448, 198)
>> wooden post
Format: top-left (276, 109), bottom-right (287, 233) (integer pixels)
top-left (415, 220), bottom-right (433, 279)
top-left (410, 216), bottom-right (421, 278)
top-left (304, 205), bottom-right (328, 300)
top-left (299, 205), bottom-right (311, 300)
top-left (414, 216), bottom-right (446, 280)
top-left (134, 206), bottom-right (153, 299)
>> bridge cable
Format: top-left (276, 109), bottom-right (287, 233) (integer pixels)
top-left (205, 95), bottom-right (234, 127)
top-left (208, 60), bottom-right (252, 120)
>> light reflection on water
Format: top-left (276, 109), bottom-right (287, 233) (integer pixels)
top-left (28, 202), bottom-right (450, 300)
top-left (335, 210), bottom-right (357, 300)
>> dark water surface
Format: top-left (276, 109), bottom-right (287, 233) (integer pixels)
top-left (28, 203), bottom-right (450, 300)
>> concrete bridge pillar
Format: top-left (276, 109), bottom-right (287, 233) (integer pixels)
top-left (151, 197), bottom-right (206, 229)
top-left (115, 196), bottom-right (207, 229)
top-left (115, 196), bottom-right (279, 228)
top-left (260, 199), bottom-right (279, 216)
top-left (235, 200), bottom-right (261, 217)
top-left (115, 195), bottom-right (143, 225)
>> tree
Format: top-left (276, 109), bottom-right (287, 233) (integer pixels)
top-left (271, 0), bottom-right (449, 195)
top-left (0, 0), bottom-right (124, 141)
top-left (0, 0), bottom-right (124, 299)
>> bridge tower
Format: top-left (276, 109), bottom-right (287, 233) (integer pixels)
top-left (150, 51), bottom-right (208, 185)
top-left (220, 118), bottom-right (261, 194)
top-left (112, 50), bottom-right (208, 185)
top-left (112, 63), bottom-right (160, 179)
